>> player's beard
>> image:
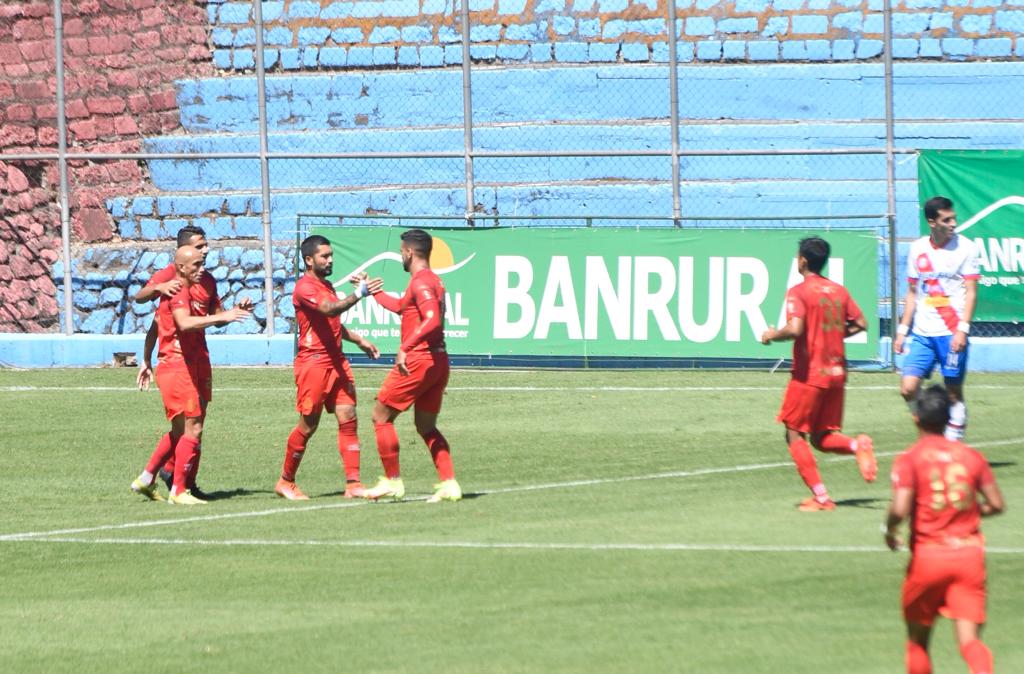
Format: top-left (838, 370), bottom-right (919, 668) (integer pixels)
top-left (402, 255), bottom-right (411, 272)
top-left (317, 263), bottom-right (332, 278)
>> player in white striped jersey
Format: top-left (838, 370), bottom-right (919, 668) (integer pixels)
top-left (893, 196), bottom-right (980, 441)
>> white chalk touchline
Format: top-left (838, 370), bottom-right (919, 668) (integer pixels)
top-left (1, 384), bottom-right (1020, 393)
top-left (7, 537), bottom-right (1024, 555)
top-left (1, 436), bottom-right (1020, 544)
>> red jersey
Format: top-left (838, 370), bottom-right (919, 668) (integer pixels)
top-left (293, 273), bottom-right (344, 366)
top-left (784, 274), bottom-right (862, 388)
top-left (147, 264), bottom-right (220, 357)
top-left (373, 268), bottom-right (446, 354)
top-left (891, 435), bottom-right (995, 552)
top-left (155, 285), bottom-right (206, 367)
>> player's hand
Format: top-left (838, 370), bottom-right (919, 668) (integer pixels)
top-left (395, 348), bottom-right (409, 375)
top-left (137, 364), bottom-right (153, 391)
top-left (884, 529), bottom-right (903, 552)
top-left (226, 306), bottom-right (252, 323)
top-left (365, 277), bottom-right (384, 295)
top-left (236, 296), bottom-right (255, 311)
top-left (760, 326), bottom-right (775, 345)
top-left (359, 340), bottom-right (381, 360)
top-left (893, 334), bottom-right (906, 354)
top-left (951, 331), bottom-right (967, 353)
top-left (159, 279), bottom-right (183, 297)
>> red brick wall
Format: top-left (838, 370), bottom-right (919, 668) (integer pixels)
top-left (0, 0), bottom-right (214, 332)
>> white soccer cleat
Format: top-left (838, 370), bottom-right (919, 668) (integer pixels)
top-left (363, 476), bottom-right (405, 501)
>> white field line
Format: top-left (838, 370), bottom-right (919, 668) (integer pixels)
top-left (1, 436), bottom-right (1021, 544)
top-left (6, 537), bottom-right (1024, 555)
top-left (1, 384), bottom-right (1020, 393)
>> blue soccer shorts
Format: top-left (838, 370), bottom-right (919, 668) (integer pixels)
top-left (902, 333), bottom-right (969, 383)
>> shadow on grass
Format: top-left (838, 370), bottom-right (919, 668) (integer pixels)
top-left (989, 461), bottom-right (1017, 470)
top-left (203, 488), bottom-right (273, 502)
top-left (834, 497), bottom-right (886, 510)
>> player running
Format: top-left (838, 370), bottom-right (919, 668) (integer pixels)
top-left (363, 229), bottom-right (462, 503)
top-left (275, 235), bottom-right (382, 501)
top-left (885, 384), bottom-right (1004, 674)
top-left (136, 225), bottom-right (219, 497)
top-left (131, 246), bottom-right (251, 504)
top-left (894, 196), bottom-right (979, 441)
top-left (761, 236), bottom-right (877, 511)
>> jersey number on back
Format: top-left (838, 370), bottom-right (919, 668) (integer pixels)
top-left (818, 297), bottom-right (844, 333)
top-left (928, 463), bottom-right (973, 512)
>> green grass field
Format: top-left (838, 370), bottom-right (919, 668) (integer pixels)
top-left (0, 367), bottom-right (1021, 673)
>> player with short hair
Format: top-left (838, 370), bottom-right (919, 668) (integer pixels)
top-left (894, 196), bottom-right (980, 441)
top-left (761, 236), bottom-right (877, 511)
top-left (885, 384), bottom-right (1004, 674)
top-left (131, 246), bottom-right (251, 504)
top-left (274, 235), bottom-right (382, 501)
top-left (136, 225), bottom-right (221, 498)
top-left (363, 228), bottom-right (462, 503)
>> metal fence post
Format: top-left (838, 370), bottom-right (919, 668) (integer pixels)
top-left (666, 0), bottom-right (682, 227)
top-left (883, 0), bottom-right (898, 364)
top-left (460, 0), bottom-right (475, 226)
top-left (253, 0), bottom-right (276, 336)
top-left (53, 0), bottom-right (74, 335)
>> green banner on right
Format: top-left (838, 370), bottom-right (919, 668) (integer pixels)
top-left (918, 150), bottom-right (1024, 322)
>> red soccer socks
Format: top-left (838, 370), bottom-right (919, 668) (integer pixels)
top-left (788, 437), bottom-right (831, 506)
top-left (172, 435), bottom-right (201, 495)
top-left (281, 427), bottom-right (311, 482)
top-left (816, 432), bottom-right (856, 455)
top-left (373, 421), bottom-right (401, 478)
top-left (337, 418), bottom-right (361, 483)
top-left (960, 640), bottom-right (993, 674)
top-left (421, 429), bottom-right (454, 482)
top-left (145, 433), bottom-right (176, 475)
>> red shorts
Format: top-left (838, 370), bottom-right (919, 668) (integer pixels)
top-left (777, 380), bottom-right (844, 434)
top-left (295, 357), bottom-right (356, 416)
top-left (377, 351), bottom-right (449, 414)
top-left (156, 362), bottom-right (206, 420)
top-left (902, 546), bottom-right (986, 626)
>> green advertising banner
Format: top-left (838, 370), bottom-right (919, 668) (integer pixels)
top-left (314, 227), bottom-right (878, 361)
top-left (918, 150), bottom-right (1024, 322)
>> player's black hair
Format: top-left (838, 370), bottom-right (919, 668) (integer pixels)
top-left (300, 234), bottom-right (331, 263)
top-left (924, 196), bottom-right (954, 221)
top-left (176, 224), bottom-right (207, 248)
top-left (401, 228), bottom-right (433, 258)
top-left (798, 236), bottom-right (830, 274)
top-left (917, 385), bottom-right (951, 435)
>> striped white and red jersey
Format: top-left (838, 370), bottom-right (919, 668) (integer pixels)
top-left (906, 233), bottom-right (980, 337)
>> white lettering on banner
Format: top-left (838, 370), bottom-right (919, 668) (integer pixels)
top-left (342, 292), bottom-right (468, 327)
top-left (725, 257), bottom-right (769, 342)
top-left (976, 237), bottom-right (1024, 273)
top-left (677, 257), bottom-right (724, 343)
top-left (633, 256), bottom-right (681, 341)
top-left (584, 256), bottom-right (631, 341)
top-left (534, 256), bottom-right (583, 340)
top-left (447, 293), bottom-right (469, 327)
top-left (494, 256), bottom-right (535, 339)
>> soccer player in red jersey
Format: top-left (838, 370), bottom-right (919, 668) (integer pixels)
top-left (135, 225), bottom-right (225, 498)
top-left (885, 385), bottom-right (1004, 674)
top-left (275, 235), bottom-right (383, 501)
top-left (761, 236), bottom-right (877, 511)
top-left (131, 246), bottom-right (251, 504)
top-left (363, 229), bottom-right (462, 503)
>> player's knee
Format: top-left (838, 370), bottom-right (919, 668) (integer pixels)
top-left (900, 382), bottom-right (918, 400)
top-left (185, 417), bottom-right (203, 438)
top-left (415, 421), bottom-right (437, 438)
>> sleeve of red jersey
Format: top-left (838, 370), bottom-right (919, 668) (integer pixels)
top-left (785, 288), bottom-right (805, 321)
top-left (372, 290), bottom-right (403, 314)
top-left (168, 286), bottom-right (191, 313)
top-left (294, 284), bottom-right (324, 312)
top-left (890, 453), bottom-right (915, 491)
top-left (399, 280), bottom-right (443, 352)
top-left (146, 264), bottom-right (175, 288)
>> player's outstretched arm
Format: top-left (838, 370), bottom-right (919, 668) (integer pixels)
top-left (340, 325), bottom-right (380, 360)
top-left (173, 306), bottom-right (251, 332)
top-left (315, 277), bottom-right (381, 317)
top-left (135, 278), bottom-right (183, 303)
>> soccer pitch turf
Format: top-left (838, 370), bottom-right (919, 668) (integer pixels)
top-left (0, 367), bottom-right (1021, 673)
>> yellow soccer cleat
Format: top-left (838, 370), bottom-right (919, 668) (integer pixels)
top-left (168, 489), bottom-right (208, 506)
top-left (426, 479), bottom-right (463, 503)
top-left (364, 476), bottom-right (405, 501)
top-left (130, 478), bottom-right (163, 502)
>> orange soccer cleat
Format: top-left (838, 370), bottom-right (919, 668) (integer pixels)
top-left (343, 481), bottom-right (367, 499)
top-left (275, 479), bottom-right (309, 501)
top-left (798, 497), bottom-right (836, 512)
top-left (854, 433), bottom-right (878, 483)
